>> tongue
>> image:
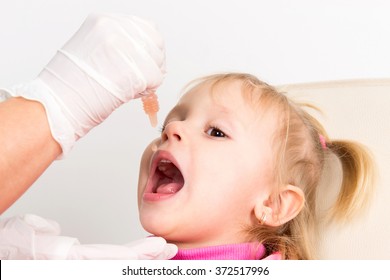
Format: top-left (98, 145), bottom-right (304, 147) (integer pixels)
top-left (155, 182), bottom-right (183, 194)
top-left (155, 162), bottom-right (184, 194)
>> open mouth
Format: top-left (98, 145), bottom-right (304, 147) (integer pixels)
top-left (144, 151), bottom-right (185, 201)
top-left (153, 159), bottom-right (184, 194)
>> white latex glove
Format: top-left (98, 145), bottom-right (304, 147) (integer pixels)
top-left (0, 214), bottom-right (78, 259)
top-left (0, 214), bottom-right (177, 260)
top-left (67, 237), bottom-right (178, 260)
top-left (0, 13), bottom-right (166, 157)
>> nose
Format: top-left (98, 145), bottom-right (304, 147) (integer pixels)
top-left (161, 121), bottom-right (183, 143)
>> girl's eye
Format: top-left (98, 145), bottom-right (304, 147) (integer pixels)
top-left (206, 127), bottom-right (226, 138)
top-left (158, 124), bottom-right (166, 134)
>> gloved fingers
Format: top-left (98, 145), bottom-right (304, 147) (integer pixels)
top-left (60, 14), bottom-right (165, 100)
top-left (0, 214), bottom-right (47, 235)
top-left (0, 245), bottom-right (33, 260)
top-left (105, 15), bottom-right (166, 89)
top-left (120, 15), bottom-right (164, 46)
top-left (125, 236), bottom-right (178, 260)
top-left (22, 214), bottom-right (61, 236)
top-left (86, 34), bottom-right (164, 98)
top-left (81, 13), bottom-right (160, 42)
top-left (0, 215), bottom-right (36, 259)
top-left (117, 40), bottom-right (165, 97)
top-left (148, 243), bottom-right (178, 260)
top-left (0, 215), bottom-right (81, 260)
top-left (125, 16), bottom-right (166, 72)
top-left (129, 15), bottom-right (164, 47)
top-left (67, 244), bottom-right (139, 260)
top-left (63, 14), bottom-right (165, 70)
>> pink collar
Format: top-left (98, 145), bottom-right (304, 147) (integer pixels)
top-left (170, 243), bottom-right (281, 260)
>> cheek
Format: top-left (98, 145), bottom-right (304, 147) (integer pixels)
top-left (137, 174), bottom-right (146, 207)
top-left (234, 152), bottom-right (273, 195)
top-left (137, 158), bottom-right (151, 207)
top-left (137, 140), bottom-right (157, 206)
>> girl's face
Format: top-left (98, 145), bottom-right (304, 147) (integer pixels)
top-left (138, 80), bottom-right (278, 248)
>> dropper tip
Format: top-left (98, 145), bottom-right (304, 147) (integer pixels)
top-left (148, 113), bottom-right (158, 127)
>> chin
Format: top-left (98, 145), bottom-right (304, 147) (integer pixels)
top-left (141, 219), bottom-right (190, 246)
top-left (140, 214), bottom-right (172, 237)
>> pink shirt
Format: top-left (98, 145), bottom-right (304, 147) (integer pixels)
top-left (170, 243), bottom-right (281, 260)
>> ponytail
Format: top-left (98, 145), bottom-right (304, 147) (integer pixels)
top-left (326, 139), bottom-right (376, 221)
top-left (301, 104), bottom-right (377, 222)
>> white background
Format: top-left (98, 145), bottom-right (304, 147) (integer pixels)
top-left (1, 0), bottom-right (390, 245)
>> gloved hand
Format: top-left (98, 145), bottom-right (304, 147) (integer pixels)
top-left (67, 237), bottom-right (177, 260)
top-left (0, 214), bottom-right (78, 259)
top-left (0, 214), bottom-right (177, 260)
top-left (0, 14), bottom-right (166, 157)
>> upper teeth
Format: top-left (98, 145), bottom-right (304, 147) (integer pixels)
top-left (158, 159), bottom-right (172, 172)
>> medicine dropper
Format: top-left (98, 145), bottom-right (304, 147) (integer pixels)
top-left (141, 91), bottom-right (159, 127)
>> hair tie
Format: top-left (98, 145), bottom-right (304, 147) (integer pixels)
top-left (319, 134), bottom-right (327, 150)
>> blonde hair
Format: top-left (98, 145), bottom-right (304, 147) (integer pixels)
top-left (183, 73), bottom-right (376, 259)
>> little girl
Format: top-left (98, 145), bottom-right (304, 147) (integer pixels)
top-left (137, 72), bottom-right (376, 260)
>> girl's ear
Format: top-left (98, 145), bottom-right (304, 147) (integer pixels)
top-left (255, 184), bottom-right (305, 227)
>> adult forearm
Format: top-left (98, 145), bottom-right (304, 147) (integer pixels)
top-left (0, 97), bottom-right (61, 213)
